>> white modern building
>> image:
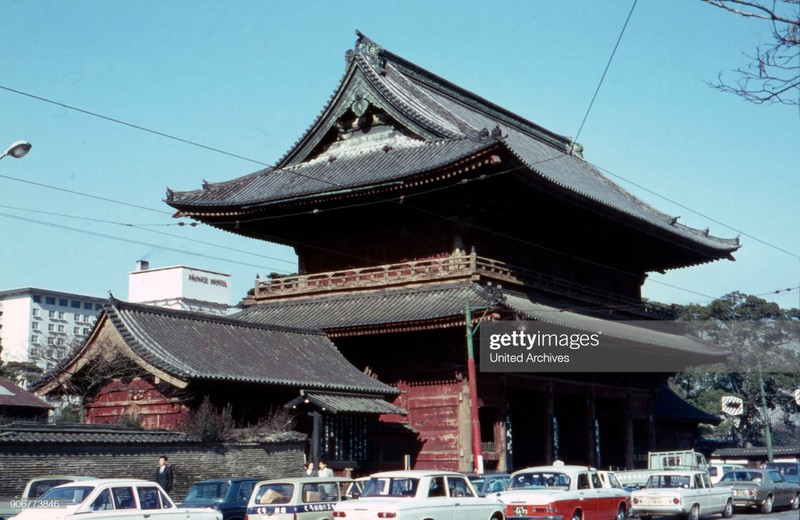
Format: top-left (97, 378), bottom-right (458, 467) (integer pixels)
top-left (128, 260), bottom-right (231, 315)
top-left (0, 288), bottom-right (106, 370)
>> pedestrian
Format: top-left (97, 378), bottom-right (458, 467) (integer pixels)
top-left (317, 460), bottom-right (334, 477)
top-left (155, 455), bottom-right (174, 494)
top-left (304, 461), bottom-right (318, 477)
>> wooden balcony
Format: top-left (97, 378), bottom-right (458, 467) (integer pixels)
top-left (251, 251), bottom-right (674, 319)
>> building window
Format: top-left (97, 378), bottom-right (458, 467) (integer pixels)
top-left (59, 298), bottom-right (68, 306)
top-left (49, 310), bottom-right (57, 319)
top-left (32, 322), bottom-right (40, 330)
top-left (73, 327), bottom-right (81, 335)
top-left (95, 303), bottom-right (103, 311)
top-left (30, 336), bottom-right (39, 344)
top-left (48, 323), bottom-right (56, 332)
top-left (57, 324), bottom-right (65, 333)
top-left (30, 347), bottom-right (39, 357)
top-left (32, 308), bottom-right (40, 317)
top-left (58, 311), bottom-right (65, 320)
top-left (46, 296), bottom-right (55, 305)
top-left (71, 300), bottom-right (80, 308)
top-left (83, 327), bottom-right (90, 336)
top-left (33, 295), bottom-right (42, 303)
top-left (83, 302), bottom-right (93, 310)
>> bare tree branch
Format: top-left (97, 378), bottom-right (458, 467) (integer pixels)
top-left (703, 0), bottom-right (800, 106)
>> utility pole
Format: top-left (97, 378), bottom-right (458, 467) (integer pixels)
top-left (465, 299), bottom-right (484, 474)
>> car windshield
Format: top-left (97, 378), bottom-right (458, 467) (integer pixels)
top-left (254, 483), bottom-right (294, 505)
top-left (508, 472), bottom-right (570, 489)
top-left (28, 479), bottom-right (77, 498)
top-left (184, 482), bottom-right (231, 501)
top-left (720, 471), bottom-right (763, 483)
top-left (646, 475), bottom-right (691, 488)
top-left (766, 463), bottom-right (799, 478)
top-left (36, 486), bottom-right (95, 506)
top-left (362, 477), bottom-right (418, 497)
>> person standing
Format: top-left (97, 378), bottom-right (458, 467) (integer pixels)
top-left (304, 461), bottom-right (318, 477)
top-left (155, 455), bottom-right (174, 494)
top-left (317, 460), bottom-right (333, 477)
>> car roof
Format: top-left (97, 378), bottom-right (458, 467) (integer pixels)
top-left (54, 478), bottom-right (157, 487)
top-left (647, 470), bottom-right (707, 476)
top-left (368, 470), bottom-right (468, 478)
top-left (29, 475), bottom-right (95, 482)
top-left (512, 465), bottom-right (593, 475)
top-left (190, 477), bottom-right (262, 484)
top-left (254, 476), bottom-right (353, 485)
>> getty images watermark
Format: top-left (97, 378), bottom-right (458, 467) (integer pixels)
top-left (479, 320), bottom-right (800, 373)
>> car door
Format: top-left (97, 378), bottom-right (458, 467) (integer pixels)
top-left (446, 475), bottom-right (488, 520)
top-left (576, 472), bottom-right (600, 520)
top-left (767, 471), bottom-right (792, 507)
top-left (97, 485), bottom-right (146, 520)
top-left (136, 485), bottom-right (185, 520)
top-left (426, 476), bottom-right (454, 520)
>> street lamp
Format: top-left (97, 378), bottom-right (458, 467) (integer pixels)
top-left (0, 141), bottom-right (32, 160)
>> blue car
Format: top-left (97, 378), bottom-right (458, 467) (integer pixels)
top-left (180, 477), bottom-right (260, 520)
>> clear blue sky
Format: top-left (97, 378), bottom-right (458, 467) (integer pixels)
top-left (2, 1), bottom-right (798, 309)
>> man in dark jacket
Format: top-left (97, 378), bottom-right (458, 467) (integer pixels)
top-left (155, 455), bottom-right (174, 494)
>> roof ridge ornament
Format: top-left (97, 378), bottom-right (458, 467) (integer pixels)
top-left (348, 30), bottom-right (386, 73)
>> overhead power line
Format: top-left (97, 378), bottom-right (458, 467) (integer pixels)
top-left (3, 80), bottom-right (797, 305)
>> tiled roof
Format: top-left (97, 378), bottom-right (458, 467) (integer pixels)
top-left (712, 446), bottom-right (800, 458)
top-left (92, 299), bottom-right (397, 395)
top-left (285, 392), bottom-right (407, 415)
top-left (0, 377), bottom-right (53, 410)
top-left (0, 422), bottom-right (187, 444)
top-left (170, 137), bottom-right (494, 209)
top-left (503, 293), bottom-right (730, 358)
top-left (237, 282), bottom-right (730, 359)
top-left (654, 385), bottom-right (722, 425)
top-left (166, 33), bottom-right (738, 254)
top-left (235, 282), bottom-right (491, 330)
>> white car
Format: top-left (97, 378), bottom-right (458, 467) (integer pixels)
top-left (630, 471), bottom-right (733, 520)
top-left (11, 478), bottom-right (222, 520)
top-left (332, 470), bottom-right (504, 520)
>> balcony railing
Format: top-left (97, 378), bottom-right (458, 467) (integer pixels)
top-left (251, 251), bottom-right (673, 318)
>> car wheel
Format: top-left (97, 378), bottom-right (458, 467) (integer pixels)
top-left (571, 510), bottom-right (582, 520)
top-left (687, 504), bottom-right (700, 520)
top-left (615, 504), bottom-right (626, 520)
top-left (722, 499), bottom-right (733, 518)
top-left (792, 494), bottom-right (800, 510)
top-left (761, 495), bottom-right (773, 514)
top-left (640, 515), bottom-right (652, 520)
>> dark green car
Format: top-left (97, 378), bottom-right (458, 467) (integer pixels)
top-left (180, 477), bottom-right (260, 520)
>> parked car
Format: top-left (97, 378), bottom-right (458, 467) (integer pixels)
top-left (246, 476), bottom-right (352, 520)
top-left (333, 470), bottom-right (504, 520)
top-left (11, 478), bottom-right (222, 520)
top-left (765, 462), bottom-right (800, 485)
top-left (179, 477), bottom-right (259, 520)
top-left (466, 473), bottom-right (511, 497)
top-left (630, 470), bottom-right (733, 520)
top-left (0, 475), bottom-right (95, 520)
top-left (496, 464), bottom-right (629, 520)
top-left (708, 464), bottom-right (746, 485)
top-left (343, 477), bottom-right (370, 499)
top-left (718, 468), bottom-right (800, 513)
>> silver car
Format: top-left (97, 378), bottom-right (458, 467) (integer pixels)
top-left (718, 468), bottom-right (800, 513)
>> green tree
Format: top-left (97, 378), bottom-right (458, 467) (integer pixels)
top-left (670, 292), bottom-right (800, 447)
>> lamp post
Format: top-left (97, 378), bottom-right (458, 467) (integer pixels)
top-left (465, 282), bottom-right (504, 473)
top-left (0, 141), bottom-right (32, 161)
